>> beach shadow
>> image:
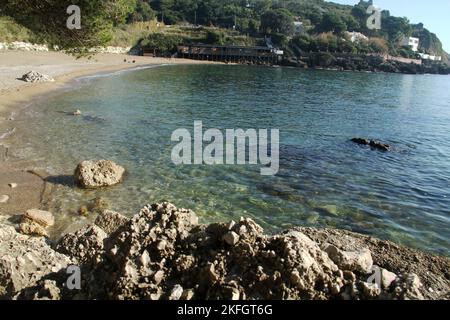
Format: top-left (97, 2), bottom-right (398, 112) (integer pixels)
top-left (44, 175), bottom-right (75, 187)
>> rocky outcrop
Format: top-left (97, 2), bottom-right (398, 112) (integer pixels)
top-left (284, 52), bottom-right (450, 75)
top-left (1, 202), bottom-right (448, 300)
top-left (20, 71), bottom-right (55, 83)
top-left (351, 138), bottom-right (391, 151)
top-left (74, 160), bottom-right (125, 189)
top-left (56, 225), bottom-right (107, 265)
top-left (0, 224), bottom-right (72, 299)
top-left (11, 202), bottom-right (444, 301)
top-left (94, 210), bottom-right (128, 235)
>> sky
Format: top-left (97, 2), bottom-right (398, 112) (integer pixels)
top-left (327, 0), bottom-right (450, 52)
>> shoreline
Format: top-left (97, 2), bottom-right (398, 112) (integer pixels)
top-left (0, 51), bottom-right (223, 219)
top-left (0, 51), bottom-right (223, 115)
top-left (0, 51), bottom-right (448, 298)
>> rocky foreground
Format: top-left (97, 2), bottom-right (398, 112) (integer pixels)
top-left (0, 202), bottom-right (449, 300)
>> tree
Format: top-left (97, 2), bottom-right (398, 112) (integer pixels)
top-left (343, 15), bottom-right (360, 32)
top-left (382, 16), bottom-right (412, 42)
top-left (140, 32), bottom-right (182, 55)
top-left (316, 32), bottom-right (338, 52)
top-left (0, 0), bottom-right (137, 54)
top-left (291, 34), bottom-right (313, 53)
top-left (319, 11), bottom-right (347, 34)
top-left (260, 9), bottom-right (294, 36)
top-left (128, 0), bottom-right (156, 22)
top-left (369, 37), bottom-right (388, 54)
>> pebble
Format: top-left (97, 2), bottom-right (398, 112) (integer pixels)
top-left (73, 110), bottom-right (82, 116)
top-left (8, 183), bottom-right (17, 188)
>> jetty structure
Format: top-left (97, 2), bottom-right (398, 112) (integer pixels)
top-left (174, 43), bottom-right (284, 65)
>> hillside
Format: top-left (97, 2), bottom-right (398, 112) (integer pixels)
top-left (0, 0), bottom-right (448, 64)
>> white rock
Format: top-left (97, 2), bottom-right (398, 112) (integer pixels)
top-left (8, 183), bottom-right (17, 188)
top-left (169, 284), bottom-right (183, 300)
top-left (223, 231), bottom-right (239, 245)
top-left (0, 195), bottom-right (9, 203)
top-left (380, 268), bottom-right (397, 289)
top-left (140, 250), bottom-right (150, 267)
top-left (24, 209), bottom-right (55, 227)
top-left (324, 244), bottom-right (373, 274)
top-left (73, 110), bottom-right (82, 116)
top-left (230, 287), bottom-right (240, 300)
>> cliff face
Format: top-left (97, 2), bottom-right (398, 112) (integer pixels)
top-left (2, 203), bottom-right (449, 300)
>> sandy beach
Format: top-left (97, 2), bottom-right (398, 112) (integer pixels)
top-left (0, 51), bottom-right (220, 218)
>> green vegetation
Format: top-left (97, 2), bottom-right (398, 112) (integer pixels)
top-left (0, 0), bottom-right (137, 53)
top-left (0, 16), bottom-right (34, 42)
top-left (0, 0), bottom-right (447, 62)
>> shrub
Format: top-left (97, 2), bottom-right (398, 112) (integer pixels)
top-left (140, 33), bottom-right (183, 56)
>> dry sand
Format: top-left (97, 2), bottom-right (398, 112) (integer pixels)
top-left (0, 51), bottom-right (220, 218)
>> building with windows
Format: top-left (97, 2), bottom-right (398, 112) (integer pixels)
top-left (401, 37), bottom-right (420, 52)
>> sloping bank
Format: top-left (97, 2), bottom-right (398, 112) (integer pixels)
top-left (1, 202), bottom-right (449, 300)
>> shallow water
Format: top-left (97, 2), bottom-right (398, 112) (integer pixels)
top-left (6, 65), bottom-right (450, 255)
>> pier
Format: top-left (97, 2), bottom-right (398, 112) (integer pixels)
top-left (175, 44), bottom-right (283, 65)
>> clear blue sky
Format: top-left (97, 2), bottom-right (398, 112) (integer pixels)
top-left (327, 0), bottom-right (450, 52)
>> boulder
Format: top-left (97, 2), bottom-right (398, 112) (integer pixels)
top-left (324, 244), bottom-right (373, 274)
top-left (56, 225), bottom-right (107, 264)
top-left (21, 71), bottom-right (54, 83)
top-left (19, 209), bottom-right (55, 237)
top-left (0, 224), bottom-right (71, 299)
top-left (24, 209), bottom-right (55, 227)
top-left (394, 273), bottom-right (425, 300)
top-left (94, 210), bottom-right (129, 235)
top-left (74, 160), bottom-right (125, 189)
top-left (351, 138), bottom-right (391, 151)
top-left (380, 268), bottom-right (397, 289)
top-left (223, 231), bottom-right (239, 246)
top-left (19, 219), bottom-right (48, 237)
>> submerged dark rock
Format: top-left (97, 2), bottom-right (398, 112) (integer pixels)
top-left (351, 138), bottom-right (391, 151)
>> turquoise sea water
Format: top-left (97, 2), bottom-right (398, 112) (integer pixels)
top-left (7, 65), bottom-right (450, 255)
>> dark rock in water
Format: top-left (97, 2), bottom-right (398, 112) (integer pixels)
top-left (351, 138), bottom-right (370, 145)
top-left (351, 138), bottom-right (391, 151)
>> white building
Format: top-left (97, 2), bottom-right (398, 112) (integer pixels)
top-left (418, 53), bottom-right (442, 61)
top-left (401, 37), bottom-right (420, 52)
